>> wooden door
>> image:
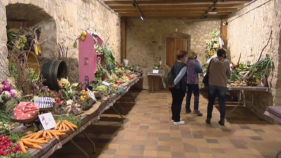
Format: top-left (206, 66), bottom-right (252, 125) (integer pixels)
top-left (166, 37), bottom-right (187, 67)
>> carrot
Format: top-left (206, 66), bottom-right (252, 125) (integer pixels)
top-left (58, 123), bottom-right (63, 130)
top-left (25, 138), bottom-right (48, 144)
top-left (22, 133), bottom-right (36, 139)
top-left (49, 130), bottom-right (59, 140)
top-left (61, 122), bottom-right (68, 131)
top-left (55, 121), bottom-right (61, 130)
top-left (52, 130), bottom-right (66, 136)
top-left (64, 120), bottom-right (78, 128)
top-left (30, 144), bottom-right (42, 150)
top-left (33, 131), bottom-right (43, 139)
top-left (46, 130), bottom-right (53, 139)
top-left (19, 141), bottom-right (27, 153)
top-left (43, 131), bottom-right (47, 138)
top-left (65, 123), bottom-right (75, 131)
top-left (21, 139), bottom-right (34, 147)
top-left (38, 138), bottom-right (46, 141)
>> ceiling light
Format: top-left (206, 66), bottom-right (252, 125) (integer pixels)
top-left (208, 7), bottom-right (217, 14)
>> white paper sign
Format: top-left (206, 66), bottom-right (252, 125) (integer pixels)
top-left (152, 69), bottom-right (159, 73)
top-left (87, 88), bottom-right (97, 101)
top-left (38, 112), bottom-right (56, 130)
top-left (102, 81), bottom-right (110, 86)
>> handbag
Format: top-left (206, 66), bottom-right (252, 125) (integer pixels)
top-left (203, 59), bottom-right (213, 86)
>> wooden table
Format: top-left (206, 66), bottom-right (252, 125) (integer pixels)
top-left (147, 71), bottom-right (165, 92)
top-left (12, 74), bottom-right (142, 158)
top-left (227, 86), bottom-right (269, 119)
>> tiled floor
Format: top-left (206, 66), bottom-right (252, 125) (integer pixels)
top-left (51, 90), bottom-right (281, 158)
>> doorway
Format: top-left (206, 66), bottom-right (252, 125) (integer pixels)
top-left (166, 37), bottom-right (188, 67)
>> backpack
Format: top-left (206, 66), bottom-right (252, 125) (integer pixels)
top-left (163, 65), bottom-right (175, 86)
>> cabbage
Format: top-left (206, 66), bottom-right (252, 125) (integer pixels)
top-left (2, 80), bottom-right (11, 91)
top-left (2, 91), bottom-right (11, 100)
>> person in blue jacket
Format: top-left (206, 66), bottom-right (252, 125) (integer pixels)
top-left (174, 51), bottom-right (203, 116)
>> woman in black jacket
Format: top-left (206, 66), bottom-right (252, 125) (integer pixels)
top-left (170, 50), bottom-right (188, 125)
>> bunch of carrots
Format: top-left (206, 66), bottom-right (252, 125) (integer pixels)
top-left (18, 120), bottom-right (77, 153)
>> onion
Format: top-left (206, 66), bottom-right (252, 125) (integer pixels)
top-left (2, 91), bottom-right (11, 100)
top-left (9, 89), bottom-right (17, 98)
top-left (2, 81), bottom-right (11, 91)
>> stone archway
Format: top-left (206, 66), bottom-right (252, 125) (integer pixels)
top-left (0, 1), bottom-right (57, 81)
top-left (5, 3), bottom-right (57, 58)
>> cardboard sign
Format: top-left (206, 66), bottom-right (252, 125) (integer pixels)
top-left (87, 88), bottom-right (97, 101)
top-left (152, 69), bottom-right (159, 73)
top-left (102, 81), bottom-right (110, 86)
top-left (38, 112), bottom-right (56, 130)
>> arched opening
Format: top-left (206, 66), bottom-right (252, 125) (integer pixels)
top-left (6, 3), bottom-right (57, 57)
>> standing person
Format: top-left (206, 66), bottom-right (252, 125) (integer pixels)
top-left (185, 51), bottom-right (203, 116)
top-left (206, 48), bottom-right (231, 126)
top-left (170, 50), bottom-right (188, 125)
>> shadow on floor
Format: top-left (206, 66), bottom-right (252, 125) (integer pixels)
top-left (50, 91), bottom-right (139, 158)
top-left (200, 89), bottom-right (270, 125)
top-left (222, 105), bottom-right (271, 125)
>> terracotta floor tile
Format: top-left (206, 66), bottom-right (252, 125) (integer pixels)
top-left (50, 90), bottom-right (281, 158)
top-left (145, 145), bottom-right (158, 151)
top-left (157, 151), bottom-right (172, 157)
top-left (143, 151), bottom-right (158, 157)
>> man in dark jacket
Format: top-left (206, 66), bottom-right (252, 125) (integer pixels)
top-left (206, 48), bottom-right (231, 126)
top-left (170, 50), bottom-right (187, 125)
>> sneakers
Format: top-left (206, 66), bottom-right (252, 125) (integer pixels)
top-left (205, 118), bottom-right (211, 124)
top-left (218, 120), bottom-right (225, 126)
top-left (171, 118), bottom-right (182, 122)
top-left (186, 109), bottom-right (191, 114)
top-left (193, 110), bottom-right (203, 116)
top-left (174, 121), bottom-right (185, 125)
top-left (205, 118), bottom-right (225, 126)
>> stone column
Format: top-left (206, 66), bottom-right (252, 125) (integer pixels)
top-left (0, 0), bottom-right (9, 82)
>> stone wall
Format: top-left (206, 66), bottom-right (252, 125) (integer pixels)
top-left (227, 0), bottom-right (281, 119)
top-left (0, 0), bottom-right (121, 83)
top-left (126, 19), bottom-right (221, 89)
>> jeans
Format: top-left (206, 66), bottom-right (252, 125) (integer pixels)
top-left (186, 84), bottom-right (199, 111)
top-left (207, 85), bottom-right (227, 121)
top-left (171, 88), bottom-right (185, 122)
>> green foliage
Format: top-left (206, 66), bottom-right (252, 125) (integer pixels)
top-left (210, 29), bottom-right (220, 38)
top-left (26, 68), bottom-right (39, 82)
top-left (55, 114), bottom-right (81, 127)
top-left (73, 40), bottom-right (77, 48)
top-left (2, 98), bottom-right (18, 115)
top-left (8, 63), bottom-right (18, 80)
top-left (103, 47), bottom-right (116, 74)
top-left (8, 133), bottom-right (26, 143)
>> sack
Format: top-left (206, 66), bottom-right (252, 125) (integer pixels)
top-left (163, 66), bottom-right (175, 86)
top-left (203, 73), bottom-right (209, 86)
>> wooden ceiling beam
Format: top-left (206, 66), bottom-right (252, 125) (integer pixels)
top-left (117, 10), bottom-right (233, 14)
top-left (122, 14), bottom-right (225, 19)
top-left (119, 12), bottom-right (229, 16)
top-left (113, 7), bottom-right (237, 11)
top-left (105, 0), bottom-right (251, 5)
top-left (109, 4), bottom-right (244, 9)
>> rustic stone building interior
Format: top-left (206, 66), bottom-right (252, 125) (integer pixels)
top-left (0, 0), bottom-right (281, 158)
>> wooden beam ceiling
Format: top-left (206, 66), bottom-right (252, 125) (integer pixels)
top-left (104, 0), bottom-right (252, 19)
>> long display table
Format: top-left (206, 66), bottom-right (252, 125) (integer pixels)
top-left (12, 73), bottom-right (142, 158)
